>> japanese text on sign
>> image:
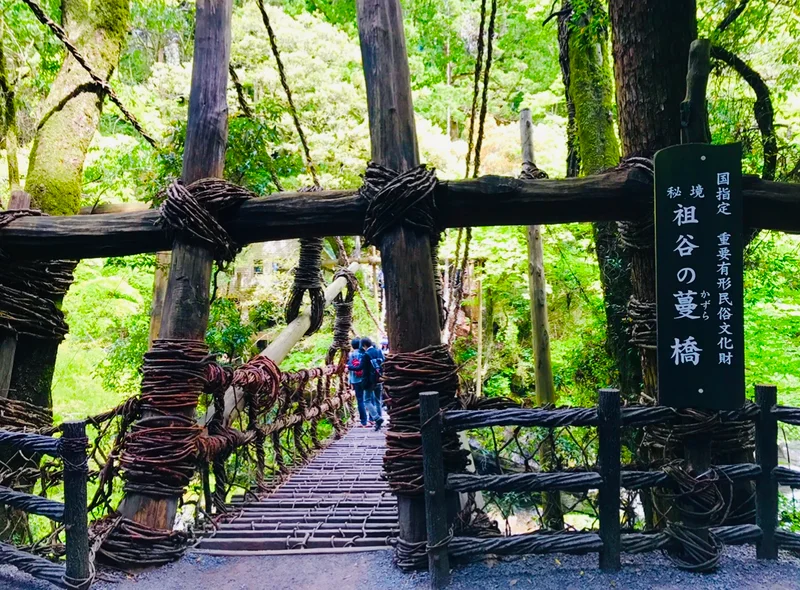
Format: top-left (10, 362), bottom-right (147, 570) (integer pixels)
top-left (655, 143), bottom-right (744, 410)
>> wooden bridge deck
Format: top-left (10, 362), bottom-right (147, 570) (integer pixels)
top-left (195, 427), bottom-right (397, 555)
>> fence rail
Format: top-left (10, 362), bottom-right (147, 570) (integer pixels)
top-left (421, 384), bottom-right (799, 587)
top-left (0, 421), bottom-right (89, 589)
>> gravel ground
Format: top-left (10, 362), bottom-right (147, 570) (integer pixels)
top-left (2, 546), bottom-right (799, 590)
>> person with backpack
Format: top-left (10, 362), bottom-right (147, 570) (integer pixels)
top-left (360, 337), bottom-right (385, 431)
top-left (346, 338), bottom-right (370, 427)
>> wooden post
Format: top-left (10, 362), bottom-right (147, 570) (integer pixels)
top-left (681, 40), bottom-right (711, 145)
top-left (148, 251), bottom-right (171, 345)
top-left (520, 109), bottom-right (561, 529)
top-left (597, 388), bottom-right (621, 572)
top-left (119, 0), bottom-right (233, 530)
top-left (520, 110), bottom-right (555, 405)
top-left (678, 40), bottom-right (727, 537)
top-left (0, 190), bottom-right (31, 398)
top-left (371, 245), bottom-right (379, 309)
top-left (420, 392), bottom-right (450, 588)
top-left (475, 273), bottom-right (482, 396)
top-left (356, 0), bottom-right (443, 545)
top-left (755, 384), bottom-right (778, 559)
top-left (62, 421), bottom-right (89, 589)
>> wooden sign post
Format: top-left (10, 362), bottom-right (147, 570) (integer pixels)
top-left (655, 143), bottom-right (744, 410)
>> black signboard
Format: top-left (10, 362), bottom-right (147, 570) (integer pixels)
top-left (655, 143), bottom-right (744, 410)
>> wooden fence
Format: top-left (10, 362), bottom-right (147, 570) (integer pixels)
top-left (420, 386), bottom-right (800, 588)
top-left (0, 422), bottom-right (89, 589)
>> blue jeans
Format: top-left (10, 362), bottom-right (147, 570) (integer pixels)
top-left (353, 382), bottom-right (368, 425)
top-left (364, 388), bottom-right (382, 422)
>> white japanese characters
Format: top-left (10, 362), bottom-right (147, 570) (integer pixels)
top-left (656, 146), bottom-right (743, 408)
top-left (716, 230), bottom-right (734, 365)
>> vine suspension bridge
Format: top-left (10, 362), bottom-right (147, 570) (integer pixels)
top-left (2, 0), bottom-right (800, 589)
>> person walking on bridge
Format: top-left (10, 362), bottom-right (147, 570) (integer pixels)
top-left (360, 336), bottom-right (385, 431)
top-left (346, 338), bottom-right (370, 427)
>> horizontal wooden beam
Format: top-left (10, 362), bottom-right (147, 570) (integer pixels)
top-left (2, 169), bottom-right (798, 260)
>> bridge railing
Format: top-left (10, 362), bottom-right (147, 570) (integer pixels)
top-left (420, 385), bottom-right (800, 588)
top-left (0, 421), bottom-right (90, 589)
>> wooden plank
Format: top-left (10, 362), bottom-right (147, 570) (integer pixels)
top-left (2, 171), bottom-right (799, 261)
top-left (755, 384), bottom-right (778, 559)
top-left (420, 392), bottom-right (450, 588)
top-left (62, 421), bottom-right (90, 589)
top-left (355, 0), bottom-right (443, 547)
top-left (119, 0), bottom-right (233, 531)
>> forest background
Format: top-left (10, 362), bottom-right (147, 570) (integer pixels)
top-left (0, 0), bottom-right (798, 431)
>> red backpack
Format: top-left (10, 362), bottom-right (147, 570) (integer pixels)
top-left (350, 353), bottom-right (364, 378)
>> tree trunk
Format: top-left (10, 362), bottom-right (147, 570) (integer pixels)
top-left (0, 25), bottom-right (20, 195)
top-left (608, 0), bottom-right (697, 403)
top-left (356, 0), bottom-right (444, 546)
top-left (119, 0), bottom-right (233, 530)
top-left (563, 4), bottom-right (641, 402)
top-left (10, 0), bottom-right (130, 410)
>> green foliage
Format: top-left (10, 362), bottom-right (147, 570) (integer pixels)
top-left (248, 299), bottom-right (282, 332)
top-left (779, 492), bottom-right (800, 532)
top-left (206, 298), bottom-right (256, 361)
top-left (1, 0), bottom-right (796, 461)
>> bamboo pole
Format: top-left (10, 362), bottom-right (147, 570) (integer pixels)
top-left (200, 261), bottom-right (361, 427)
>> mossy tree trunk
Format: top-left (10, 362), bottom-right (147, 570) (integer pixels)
top-left (563, 2), bottom-right (641, 403)
top-left (0, 23), bottom-right (20, 195)
top-left (10, 0), bottom-right (130, 409)
top-left (608, 0), bottom-right (697, 404)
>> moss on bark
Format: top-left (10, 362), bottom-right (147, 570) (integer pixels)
top-left (566, 6), bottom-right (642, 403)
top-left (11, 0), bottom-right (130, 410)
top-left (25, 0), bottom-right (130, 215)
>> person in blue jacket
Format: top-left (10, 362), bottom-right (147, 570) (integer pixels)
top-left (360, 337), bottom-right (385, 430)
top-left (346, 338), bottom-right (370, 427)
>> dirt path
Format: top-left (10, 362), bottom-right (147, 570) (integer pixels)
top-left (4, 545), bottom-right (798, 590)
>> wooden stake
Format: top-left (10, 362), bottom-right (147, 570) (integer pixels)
top-left (420, 391), bottom-right (450, 588)
top-left (62, 420), bottom-right (89, 588)
top-left (356, 0), bottom-right (443, 545)
top-left (597, 388), bottom-right (621, 572)
top-left (119, 0), bottom-right (233, 530)
top-left (755, 384), bottom-right (778, 559)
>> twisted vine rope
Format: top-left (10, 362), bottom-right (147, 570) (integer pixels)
top-left (382, 345), bottom-right (468, 496)
top-left (158, 178), bottom-right (252, 266)
top-left (0, 210), bottom-right (76, 341)
top-left (360, 162), bottom-right (445, 327)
